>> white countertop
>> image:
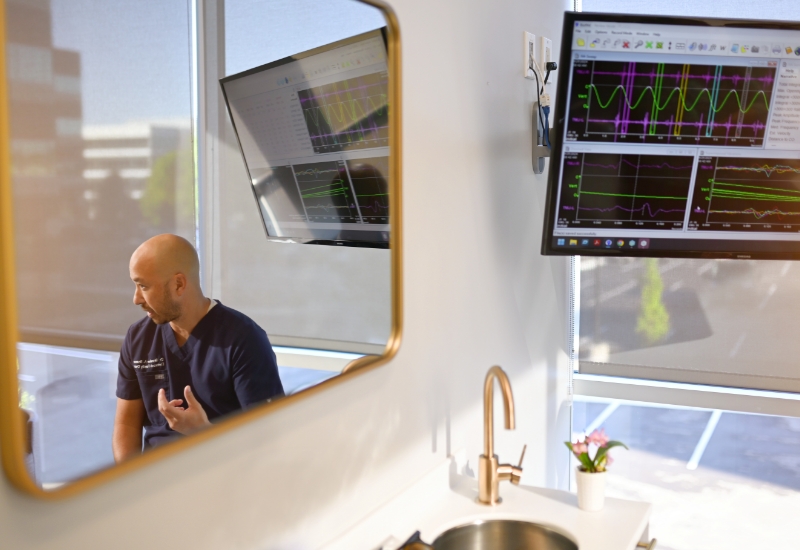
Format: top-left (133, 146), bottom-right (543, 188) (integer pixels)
top-left (323, 456), bottom-right (652, 550)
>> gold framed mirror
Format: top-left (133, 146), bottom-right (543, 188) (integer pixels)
top-left (0, 0), bottom-right (401, 498)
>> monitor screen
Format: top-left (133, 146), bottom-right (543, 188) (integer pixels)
top-left (220, 29), bottom-right (390, 248)
top-left (542, 13), bottom-right (800, 259)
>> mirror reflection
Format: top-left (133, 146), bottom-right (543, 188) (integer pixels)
top-left (9, 0), bottom-right (393, 490)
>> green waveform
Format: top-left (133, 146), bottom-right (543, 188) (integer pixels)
top-left (710, 180), bottom-right (800, 202)
top-left (586, 63), bottom-right (770, 137)
top-left (301, 181), bottom-right (348, 200)
top-left (588, 83), bottom-right (769, 115)
top-left (580, 191), bottom-right (687, 200)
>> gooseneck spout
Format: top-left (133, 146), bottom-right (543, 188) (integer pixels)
top-left (478, 366), bottom-right (524, 505)
top-left (483, 365), bottom-right (515, 458)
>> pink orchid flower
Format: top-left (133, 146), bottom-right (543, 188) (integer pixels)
top-left (587, 428), bottom-right (610, 447)
top-left (572, 442), bottom-right (588, 455)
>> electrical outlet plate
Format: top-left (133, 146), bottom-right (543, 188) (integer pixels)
top-left (524, 31), bottom-right (536, 79)
top-left (540, 36), bottom-right (553, 81)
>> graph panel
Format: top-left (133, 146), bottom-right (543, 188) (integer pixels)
top-left (567, 60), bottom-right (775, 146)
top-left (251, 165), bottom-right (305, 222)
top-left (688, 157), bottom-right (800, 232)
top-left (557, 152), bottom-right (694, 230)
top-left (293, 160), bottom-right (360, 223)
top-left (298, 71), bottom-right (389, 154)
top-left (346, 156), bottom-right (389, 224)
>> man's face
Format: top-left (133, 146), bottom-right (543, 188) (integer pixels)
top-left (130, 260), bottom-right (181, 325)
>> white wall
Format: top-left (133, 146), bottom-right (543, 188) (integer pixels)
top-left (0, 0), bottom-right (572, 547)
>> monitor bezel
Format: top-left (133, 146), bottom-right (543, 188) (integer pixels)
top-left (541, 12), bottom-right (800, 260)
top-left (220, 27), bottom-right (390, 249)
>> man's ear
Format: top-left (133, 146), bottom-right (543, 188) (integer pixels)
top-left (173, 273), bottom-right (188, 296)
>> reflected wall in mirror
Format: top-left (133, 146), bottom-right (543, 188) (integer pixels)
top-left (0, 0), bottom-right (401, 497)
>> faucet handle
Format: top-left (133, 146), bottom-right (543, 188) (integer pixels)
top-left (498, 444), bottom-right (527, 486)
top-left (509, 444), bottom-right (526, 485)
top-left (517, 444), bottom-right (527, 469)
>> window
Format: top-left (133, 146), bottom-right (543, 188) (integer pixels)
top-left (9, 0), bottom-right (195, 351)
top-left (573, 2), bottom-right (800, 548)
top-left (574, 396), bottom-right (800, 550)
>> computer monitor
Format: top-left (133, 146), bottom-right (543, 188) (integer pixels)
top-left (220, 28), bottom-right (390, 248)
top-left (541, 13), bottom-right (800, 259)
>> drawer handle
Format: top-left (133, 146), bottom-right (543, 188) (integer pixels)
top-left (636, 539), bottom-right (657, 550)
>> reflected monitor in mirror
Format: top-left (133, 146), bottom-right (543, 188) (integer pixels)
top-left (220, 28), bottom-right (390, 248)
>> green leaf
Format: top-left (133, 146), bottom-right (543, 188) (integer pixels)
top-left (595, 441), bottom-right (628, 465)
top-left (577, 452), bottom-right (594, 473)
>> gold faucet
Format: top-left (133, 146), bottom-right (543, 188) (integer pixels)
top-left (478, 366), bottom-right (526, 505)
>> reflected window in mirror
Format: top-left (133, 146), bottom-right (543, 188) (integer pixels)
top-left (9, 0), bottom-right (194, 488)
top-left (5, 0), bottom-right (398, 493)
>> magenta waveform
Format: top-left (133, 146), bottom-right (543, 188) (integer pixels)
top-left (581, 158), bottom-right (693, 171)
top-left (307, 124), bottom-right (389, 140)
top-left (358, 199), bottom-right (389, 213)
top-left (575, 68), bottom-right (774, 86)
top-left (579, 203), bottom-right (685, 218)
top-left (587, 115), bottom-right (766, 133)
top-left (589, 111), bottom-right (766, 139)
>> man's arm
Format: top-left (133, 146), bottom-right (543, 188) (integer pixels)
top-left (231, 329), bottom-right (284, 407)
top-left (113, 398), bottom-right (146, 463)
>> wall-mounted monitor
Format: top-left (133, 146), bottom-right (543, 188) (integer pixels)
top-left (221, 28), bottom-right (390, 248)
top-left (542, 13), bottom-right (800, 259)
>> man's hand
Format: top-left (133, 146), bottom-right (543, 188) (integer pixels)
top-left (157, 386), bottom-right (211, 435)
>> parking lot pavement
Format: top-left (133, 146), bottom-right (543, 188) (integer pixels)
top-left (574, 398), bottom-right (800, 550)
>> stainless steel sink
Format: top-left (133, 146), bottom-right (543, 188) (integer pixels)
top-left (430, 520), bottom-right (578, 550)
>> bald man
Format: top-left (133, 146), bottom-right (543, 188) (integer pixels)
top-left (112, 234), bottom-right (284, 462)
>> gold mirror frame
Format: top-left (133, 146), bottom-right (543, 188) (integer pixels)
top-left (0, 0), bottom-right (402, 499)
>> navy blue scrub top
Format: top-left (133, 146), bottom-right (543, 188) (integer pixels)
top-left (116, 301), bottom-right (284, 449)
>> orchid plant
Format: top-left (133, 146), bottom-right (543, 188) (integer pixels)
top-left (565, 428), bottom-right (628, 473)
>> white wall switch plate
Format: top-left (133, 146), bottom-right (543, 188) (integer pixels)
top-left (524, 31), bottom-right (536, 79)
top-left (540, 36), bottom-right (553, 78)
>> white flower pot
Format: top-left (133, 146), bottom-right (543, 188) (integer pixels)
top-left (575, 467), bottom-right (606, 512)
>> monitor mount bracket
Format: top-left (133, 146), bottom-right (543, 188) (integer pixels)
top-left (532, 103), bottom-right (551, 174)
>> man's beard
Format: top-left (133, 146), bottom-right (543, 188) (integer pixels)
top-left (143, 284), bottom-right (181, 324)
